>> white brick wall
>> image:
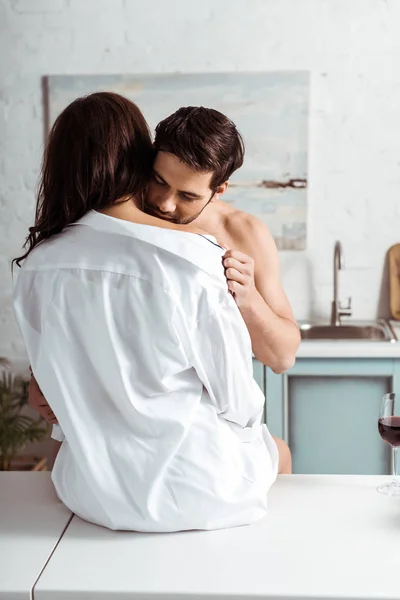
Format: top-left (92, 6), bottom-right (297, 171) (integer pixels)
top-left (1, 0), bottom-right (400, 363)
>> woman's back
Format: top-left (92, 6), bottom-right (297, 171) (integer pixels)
top-left (13, 211), bottom-right (277, 532)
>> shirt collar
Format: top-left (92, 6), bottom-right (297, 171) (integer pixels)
top-left (74, 210), bottom-right (225, 277)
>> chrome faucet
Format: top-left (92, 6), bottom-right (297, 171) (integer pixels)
top-left (331, 241), bottom-right (352, 326)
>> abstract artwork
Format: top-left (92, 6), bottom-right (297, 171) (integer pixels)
top-left (45, 72), bottom-right (309, 250)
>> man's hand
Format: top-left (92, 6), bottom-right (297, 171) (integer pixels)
top-left (28, 368), bottom-right (58, 424)
top-left (222, 248), bottom-right (258, 308)
top-left (220, 217), bottom-right (300, 373)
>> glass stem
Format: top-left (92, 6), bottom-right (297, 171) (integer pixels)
top-left (392, 447), bottom-right (399, 486)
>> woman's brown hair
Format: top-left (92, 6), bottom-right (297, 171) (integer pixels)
top-left (14, 92), bottom-right (153, 267)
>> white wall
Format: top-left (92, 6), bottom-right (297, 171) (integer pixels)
top-left (1, 0), bottom-right (400, 362)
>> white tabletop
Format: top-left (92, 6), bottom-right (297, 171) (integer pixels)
top-left (34, 475), bottom-right (400, 600)
top-left (0, 472), bottom-right (72, 600)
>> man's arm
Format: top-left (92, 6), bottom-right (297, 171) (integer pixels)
top-left (223, 217), bottom-right (300, 373)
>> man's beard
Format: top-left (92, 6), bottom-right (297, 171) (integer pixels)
top-left (143, 197), bottom-right (213, 225)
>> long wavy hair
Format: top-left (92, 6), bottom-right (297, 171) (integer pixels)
top-left (13, 92), bottom-right (153, 267)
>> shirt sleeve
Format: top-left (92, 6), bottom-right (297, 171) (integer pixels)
top-left (190, 300), bottom-right (265, 429)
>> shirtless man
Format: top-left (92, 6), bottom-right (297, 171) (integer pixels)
top-left (147, 106), bottom-right (300, 374)
top-left (28, 105), bottom-right (298, 473)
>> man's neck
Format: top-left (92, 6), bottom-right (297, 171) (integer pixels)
top-left (194, 200), bottom-right (233, 230)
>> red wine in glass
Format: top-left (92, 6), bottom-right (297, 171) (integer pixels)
top-left (377, 394), bottom-right (400, 495)
top-left (378, 416), bottom-right (400, 447)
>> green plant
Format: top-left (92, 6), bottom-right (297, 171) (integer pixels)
top-left (0, 367), bottom-right (49, 470)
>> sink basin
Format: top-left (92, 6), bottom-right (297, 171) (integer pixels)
top-left (299, 320), bottom-right (397, 342)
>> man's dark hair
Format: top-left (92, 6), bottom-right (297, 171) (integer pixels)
top-left (154, 106), bottom-right (244, 190)
top-left (14, 92), bottom-right (153, 267)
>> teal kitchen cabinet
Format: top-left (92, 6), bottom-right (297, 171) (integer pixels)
top-left (263, 358), bottom-right (400, 475)
top-left (253, 358), bottom-right (265, 394)
top-left (253, 358), bottom-right (266, 423)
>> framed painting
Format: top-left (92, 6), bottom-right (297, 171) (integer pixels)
top-left (45, 72), bottom-right (309, 250)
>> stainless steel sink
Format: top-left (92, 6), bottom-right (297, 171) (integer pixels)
top-left (299, 320), bottom-right (397, 342)
top-left (301, 242), bottom-right (398, 342)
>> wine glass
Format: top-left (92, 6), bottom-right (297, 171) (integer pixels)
top-left (377, 393), bottom-right (400, 495)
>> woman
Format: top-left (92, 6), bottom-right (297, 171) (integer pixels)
top-left (13, 92), bottom-right (279, 532)
top-left (14, 92), bottom-right (208, 267)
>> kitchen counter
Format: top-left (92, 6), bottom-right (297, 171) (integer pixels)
top-left (297, 320), bottom-right (400, 358)
top-left (2, 474), bottom-right (399, 599)
top-left (31, 474), bottom-right (400, 600)
top-left (0, 472), bottom-right (72, 600)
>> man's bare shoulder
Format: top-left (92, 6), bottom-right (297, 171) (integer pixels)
top-left (221, 205), bottom-right (275, 252)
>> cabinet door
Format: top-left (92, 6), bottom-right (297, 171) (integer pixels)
top-left (266, 359), bottom-right (395, 475)
top-left (288, 375), bottom-right (389, 474)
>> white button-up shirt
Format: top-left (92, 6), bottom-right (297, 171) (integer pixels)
top-left (13, 210), bottom-right (278, 532)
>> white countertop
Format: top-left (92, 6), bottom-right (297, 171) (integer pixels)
top-left (297, 340), bottom-right (400, 358)
top-left (34, 475), bottom-right (400, 600)
top-left (0, 472), bottom-right (72, 600)
top-left (296, 320), bottom-right (400, 358)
